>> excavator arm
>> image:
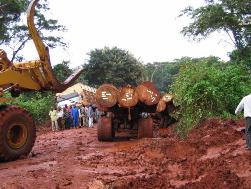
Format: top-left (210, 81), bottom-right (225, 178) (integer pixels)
top-left (0, 0), bottom-right (83, 96)
top-left (0, 0), bottom-right (84, 162)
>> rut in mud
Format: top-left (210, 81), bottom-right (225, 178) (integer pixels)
top-left (0, 118), bottom-right (251, 189)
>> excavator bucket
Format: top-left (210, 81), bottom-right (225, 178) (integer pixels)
top-left (26, 0), bottom-right (83, 93)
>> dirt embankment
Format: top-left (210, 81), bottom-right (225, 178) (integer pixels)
top-left (0, 118), bottom-right (250, 189)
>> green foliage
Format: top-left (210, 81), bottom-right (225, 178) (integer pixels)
top-left (180, 0), bottom-right (251, 50)
top-left (83, 47), bottom-right (143, 87)
top-left (4, 92), bottom-right (55, 124)
top-left (143, 61), bottom-right (180, 93)
top-left (53, 61), bottom-right (73, 82)
top-left (230, 47), bottom-right (251, 67)
top-left (143, 57), bottom-right (220, 93)
top-left (0, 0), bottom-right (28, 42)
top-left (170, 57), bottom-right (251, 135)
top-left (0, 0), bottom-right (67, 61)
top-left (177, 0), bottom-right (251, 133)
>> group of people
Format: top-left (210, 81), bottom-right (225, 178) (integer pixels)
top-left (49, 103), bottom-right (102, 132)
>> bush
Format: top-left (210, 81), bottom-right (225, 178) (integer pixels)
top-left (170, 57), bottom-right (251, 136)
top-left (4, 92), bottom-right (55, 125)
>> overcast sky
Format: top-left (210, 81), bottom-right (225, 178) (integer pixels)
top-left (21, 0), bottom-right (235, 68)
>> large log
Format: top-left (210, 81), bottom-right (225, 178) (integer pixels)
top-left (161, 93), bottom-right (173, 103)
top-left (118, 85), bottom-right (138, 108)
top-left (156, 94), bottom-right (174, 112)
top-left (156, 100), bottom-right (166, 113)
top-left (136, 81), bottom-right (160, 106)
top-left (81, 90), bottom-right (96, 105)
top-left (95, 84), bottom-right (118, 108)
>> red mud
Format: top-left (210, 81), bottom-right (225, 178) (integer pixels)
top-left (0, 118), bottom-right (251, 189)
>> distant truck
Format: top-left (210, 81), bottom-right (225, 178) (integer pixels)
top-left (57, 92), bottom-right (81, 107)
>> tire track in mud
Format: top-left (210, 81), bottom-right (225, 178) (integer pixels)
top-left (0, 119), bottom-right (250, 189)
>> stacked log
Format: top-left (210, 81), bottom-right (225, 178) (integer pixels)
top-left (81, 90), bottom-right (96, 105)
top-left (95, 84), bottom-right (118, 109)
top-left (156, 100), bottom-right (166, 113)
top-left (156, 93), bottom-right (174, 113)
top-left (117, 85), bottom-right (138, 108)
top-left (161, 93), bottom-right (173, 103)
top-left (135, 81), bottom-right (160, 106)
top-left (117, 85), bottom-right (139, 120)
top-left (95, 82), bottom-right (173, 113)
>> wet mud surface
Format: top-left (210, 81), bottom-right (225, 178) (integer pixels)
top-left (0, 118), bottom-right (251, 189)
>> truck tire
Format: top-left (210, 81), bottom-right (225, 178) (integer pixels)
top-left (98, 117), bottom-right (114, 141)
top-left (0, 105), bottom-right (36, 161)
top-left (138, 117), bottom-right (153, 138)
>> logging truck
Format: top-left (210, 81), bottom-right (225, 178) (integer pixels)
top-left (95, 82), bottom-right (175, 141)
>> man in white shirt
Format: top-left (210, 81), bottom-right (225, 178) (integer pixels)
top-left (49, 107), bottom-right (58, 131)
top-left (87, 104), bottom-right (94, 128)
top-left (235, 94), bottom-right (251, 149)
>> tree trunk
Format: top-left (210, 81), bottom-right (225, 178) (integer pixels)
top-left (136, 81), bottom-right (160, 106)
top-left (95, 84), bottom-right (118, 108)
top-left (118, 85), bottom-right (138, 108)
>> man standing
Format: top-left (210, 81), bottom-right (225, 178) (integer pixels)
top-left (235, 94), bottom-right (251, 149)
top-left (63, 106), bottom-right (71, 129)
top-left (71, 104), bottom-right (79, 128)
top-left (87, 104), bottom-right (94, 128)
top-left (49, 107), bottom-right (58, 132)
top-left (79, 105), bottom-right (87, 127)
top-left (57, 106), bottom-right (64, 130)
top-left (85, 105), bottom-right (89, 126)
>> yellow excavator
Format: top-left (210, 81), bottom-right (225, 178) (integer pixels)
top-left (0, 0), bottom-right (83, 161)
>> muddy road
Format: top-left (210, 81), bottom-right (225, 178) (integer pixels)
top-left (0, 119), bottom-right (251, 189)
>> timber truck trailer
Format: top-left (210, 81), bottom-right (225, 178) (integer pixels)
top-left (95, 83), bottom-right (175, 141)
top-left (0, 0), bottom-right (82, 161)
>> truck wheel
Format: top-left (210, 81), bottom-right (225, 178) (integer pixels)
top-left (98, 117), bottom-right (114, 141)
top-left (138, 117), bottom-right (153, 138)
top-left (0, 105), bottom-right (36, 161)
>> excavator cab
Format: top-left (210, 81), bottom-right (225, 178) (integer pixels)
top-left (0, 0), bottom-right (83, 161)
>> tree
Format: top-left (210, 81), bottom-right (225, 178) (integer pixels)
top-left (143, 61), bottom-right (180, 93)
top-left (180, 0), bottom-right (250, 53)
top-left (0, 0), bottom-right (67, 61)
top-left (0, 0), bottom-right (28, 43)
top-left (53, 61), bottom-right (73, 83)
top-left (83, 47), bottom-right (143, 87)
top-left (142, 63), bottom-right (156, 81)
top-left (143, 57), bottom-right (217, 93)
